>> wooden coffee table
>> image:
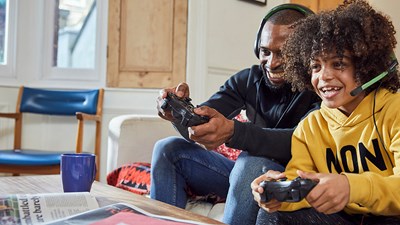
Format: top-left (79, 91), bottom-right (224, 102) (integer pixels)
top-left (0, 175), bottom-right (224, 224)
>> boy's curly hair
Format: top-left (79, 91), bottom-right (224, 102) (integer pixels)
top-left (282, 0), bottom-right (399, 94)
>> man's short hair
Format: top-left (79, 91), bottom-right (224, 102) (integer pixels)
top-left (267, 9), bottom-right (309, 25)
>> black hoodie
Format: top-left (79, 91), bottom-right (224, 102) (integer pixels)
top-left (178, 65), bottom-right (320, 165)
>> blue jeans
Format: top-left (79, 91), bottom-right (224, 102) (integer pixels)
top-left (150, 136), bottom-right (285, 225)
top-left (224, 151), bottom-right (284, 225)
top-left (150, 137), bottom-right (233, 208)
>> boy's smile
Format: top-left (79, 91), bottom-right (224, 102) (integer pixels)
top-left (310, 51), bottom-right (366, 116)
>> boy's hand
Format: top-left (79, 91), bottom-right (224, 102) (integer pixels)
top-left (251, 170), bottom-right (286, 212)
top-left (297, 170), bottom-right (350, 214)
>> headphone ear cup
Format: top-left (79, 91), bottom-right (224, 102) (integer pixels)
top-left (254, 19), bottom-right (266, 59)
top-left (254, 39), bottom-right (260, 59)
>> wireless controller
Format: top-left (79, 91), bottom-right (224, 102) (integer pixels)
top-left (161, 92), bottom-right (209, 127)
top-left (259, 177), bottom-right (317, 202)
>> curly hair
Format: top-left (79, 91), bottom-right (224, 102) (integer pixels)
top-left (282, 0), bottom-right (399, 94)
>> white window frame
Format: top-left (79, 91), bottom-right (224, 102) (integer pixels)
top-left (41, 0), bottom-right (106, 84)
top-left (0, 0), bottom-right (17, 78)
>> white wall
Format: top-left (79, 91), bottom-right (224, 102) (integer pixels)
top-left (204, 0), bottom-right (285, 98)
top-left (187, 0), bottom-right (286, 102)
top-left (0, 0), bottom-right (399, 181)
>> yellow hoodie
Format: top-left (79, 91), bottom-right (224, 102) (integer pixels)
top-left (281, 89), bottom-right (400, 216)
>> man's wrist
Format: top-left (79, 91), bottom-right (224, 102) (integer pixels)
top-left (225, 119), bottom-right (236, 144)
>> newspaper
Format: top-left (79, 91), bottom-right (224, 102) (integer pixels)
top-left (0, 192), bottom-right (99, 225)
top-left (44, 203), bottom-right (218, 225)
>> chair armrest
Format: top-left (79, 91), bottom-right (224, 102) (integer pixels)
top-left (76, 112), bottom-right (101, 122)
top-left (0, 112), bottom-right (21, 119)
top-left (107, 114), bottom-right (178, 174)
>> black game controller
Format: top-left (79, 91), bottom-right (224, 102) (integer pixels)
top-left (161, 92), bottom-right (209, 127)
top-left (260, 177), bottom-right (317, 202)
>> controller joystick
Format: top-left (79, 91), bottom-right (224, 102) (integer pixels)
top-left (259, 177), bottom-right (317, 202)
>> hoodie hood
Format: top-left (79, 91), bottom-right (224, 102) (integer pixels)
top-left (320, 89), bottom-right (391, 130)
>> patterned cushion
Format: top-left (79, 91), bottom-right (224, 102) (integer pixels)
top-left (106, 162), bottom-right (151, 195)
top-left (213, 113), bottom-right (247, 161)
top-left (214, 143), bottom-right (242, 161)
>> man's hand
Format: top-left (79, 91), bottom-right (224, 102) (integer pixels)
top-left (187, 106), bottom-right (234, 150)
top-left (297, 170), bottom-right (350, 214)
top-left (251, 170), bottom-right (286, 212)
top-left (157, 82), bottom-right (190, 121)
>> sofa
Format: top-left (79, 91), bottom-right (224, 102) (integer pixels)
top-left (106, 114), bottom-right (229, 222)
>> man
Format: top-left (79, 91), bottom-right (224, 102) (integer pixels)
top-left (150, 4), bottom-right (320, 225)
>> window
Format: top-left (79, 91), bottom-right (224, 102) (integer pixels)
top-left (54, 0), bottom-right (96, 69)
top-left (0, 0), bottom-right (16, 78)
top-left (0, 0), bottom-right (107, 87)
top-left (0, 0), bottom-right (6, 63)
top-left (41, 0), bottom-right (106, 84)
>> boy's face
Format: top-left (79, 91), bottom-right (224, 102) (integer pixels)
top-left (310, 51), bottom-right (365, 116)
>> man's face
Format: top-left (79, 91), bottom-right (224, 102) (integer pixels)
top-left (259, 22), bottom-right (293, 87)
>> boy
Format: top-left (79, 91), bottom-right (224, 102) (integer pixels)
top-left (252, 0), bottom-right (400, 224)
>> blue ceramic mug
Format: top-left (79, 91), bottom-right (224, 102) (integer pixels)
top-left (60, 153), bottom-right (96, 192)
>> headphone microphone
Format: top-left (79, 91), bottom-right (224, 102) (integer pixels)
top-left (350, 57), bottom-right (399, 96)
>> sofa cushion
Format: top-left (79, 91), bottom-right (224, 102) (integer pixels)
top-left (107, 113), bottom-right (248, 195)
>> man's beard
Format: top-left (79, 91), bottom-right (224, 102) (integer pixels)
top-left (262, 70), bottom-right (292, 93)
